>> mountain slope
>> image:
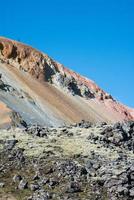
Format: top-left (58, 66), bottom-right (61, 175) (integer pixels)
top-left (0, 37), bottom-right (134, 127)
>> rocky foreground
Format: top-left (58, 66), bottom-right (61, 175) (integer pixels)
top-left (0, 121), bottom-right (134, 200)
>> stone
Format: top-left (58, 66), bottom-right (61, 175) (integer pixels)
top-left (93, 163), bottom-right (100, 170)
top-left (49, 178), bottom-right (59, 187)
top-left (129, 188), bottom-right (134, 197)
top-left (0, 182), bottom-right (5, 188)
top-left (117, 185), bottom-right (128, 195)
top-left (77, 120), bottom-right (92, 128)
top-left (29, 183), bottom-right (39, 191)
top-left (130, 172), bottom-right (134, 181)
top-left (33, 172), bottom-right (40, 180)
top-left (80, 167), bottom-right (88, 175)
top-left (14, 148), bottom-right (25, 163)
top-left (38, 177), bottom-right (49, 186)
top-left (66, 181), bottom-right (82, 193)
top-left (5, 139), bottom-right (18, 150)
top-left (18, 179), bottom-right (28, 190)
top-left (13, 174), bottom-right (22, 182)
top-left (29, 189), bottom-right (52, 200)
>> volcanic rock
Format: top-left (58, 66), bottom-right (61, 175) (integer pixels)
top-left (0, 37), bottom-right (134, 128)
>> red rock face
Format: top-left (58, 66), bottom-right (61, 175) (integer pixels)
top-left (55, 63), bottom-right (106, 99)
top-left (0, 37), bottom-right (45, 80)
top-left (55, 62), bottom-right (134, 122)
top-left (0, 36), bottom-right (134, 124)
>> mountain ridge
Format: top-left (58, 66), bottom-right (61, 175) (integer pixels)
top-left (0, 36), bottom-right (134, 127)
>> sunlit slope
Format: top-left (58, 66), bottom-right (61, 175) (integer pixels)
top-left (0, 37), bottom-right (133, 127)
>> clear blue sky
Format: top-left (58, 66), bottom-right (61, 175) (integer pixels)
top-left (0, 0), bottom-right (134, 107)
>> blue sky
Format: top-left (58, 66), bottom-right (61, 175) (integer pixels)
top-left (0, 0), bottom-right (134, 107)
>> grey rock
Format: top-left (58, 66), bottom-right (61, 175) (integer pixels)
top-left (30, 183), bottom-right (39, 191)
top-left (38, 177), bottom-right (49, 186)
top-left (66, 181), bottom-right (82, 193)
top-left (0, 182), bottom-right (5, 188)
top-left (130, 172), bottom-right (134, 181)
top-left (33, 172), bottom-right (40, 180)
top-left (18, 179), bottom-right (28, 190)
top-left (49, 178), bottom-right (59, 187)
top-left (13, 174), bottom-right (22, 182)
top-left (117, 185), bottom-right (128, 195)
top-left (129, 187), bottom-right (134, 197)
top-left (80, 167), bottom-right (88, 175)
top-left (29, 189), bottom-right (52, 200)
top-left (5, 139), bottom-right (18, 150)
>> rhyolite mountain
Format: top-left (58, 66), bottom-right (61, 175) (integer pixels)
top-left (0, 37), bottom-right (134, 128)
